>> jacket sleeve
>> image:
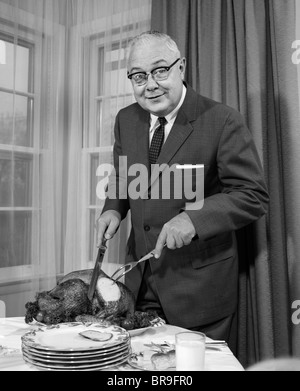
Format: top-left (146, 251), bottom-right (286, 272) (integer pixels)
top-left (185, 109), bottom-right (269, 240)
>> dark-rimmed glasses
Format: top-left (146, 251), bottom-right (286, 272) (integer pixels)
top-left (127, 58), bottom-right (181, 86)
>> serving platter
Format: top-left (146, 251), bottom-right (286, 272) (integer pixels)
top-left (128, 317), bottom-right (166, 337)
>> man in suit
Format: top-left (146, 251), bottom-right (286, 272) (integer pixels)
top-left (97, 31), bottom-right (269, 348)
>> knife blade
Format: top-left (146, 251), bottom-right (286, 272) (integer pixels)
top-left (87, 238), bottom-right (107, 301)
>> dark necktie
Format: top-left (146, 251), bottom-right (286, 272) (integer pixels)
top-left (149, 117), bottom-right (167, 165)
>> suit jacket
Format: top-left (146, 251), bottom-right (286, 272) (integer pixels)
top-left (102, 84), bottom-right (269, 328)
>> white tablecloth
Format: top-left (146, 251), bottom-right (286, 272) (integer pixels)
top-left (0, 317), bottom-right (244, 371)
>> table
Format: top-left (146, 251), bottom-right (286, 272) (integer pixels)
top-left (0, 317), bottom-right (244, 371)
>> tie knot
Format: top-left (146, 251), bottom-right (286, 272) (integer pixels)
top-left (158, 117), bottom-right (167, 126)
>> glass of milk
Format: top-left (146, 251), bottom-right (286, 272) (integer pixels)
top-left (175, 332), bottom-right (206, 371)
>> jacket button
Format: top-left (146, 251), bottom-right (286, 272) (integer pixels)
top-left (144, 225), bottom-right (150, 231)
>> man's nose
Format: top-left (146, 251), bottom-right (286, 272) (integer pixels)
top-left (146, 73), bottom-right (159, 89)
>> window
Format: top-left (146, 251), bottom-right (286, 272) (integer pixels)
top-left (83, 32), bottom-right (135, 265)
top-left (0, 32), bottom-right (36, 281)
top-left (0, 35), bottom-right (34, 148)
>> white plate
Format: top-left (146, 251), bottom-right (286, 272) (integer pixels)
top-left (22, 346), bottom-right (131, 367)
top-left (22, 322), bottom-right (130, 352)
top-left (22, 344), bottom-right (130, 364)
top-left (23, 351), bottom-right (130, 371)
top-left (21, 337), bottom-right (129, 356)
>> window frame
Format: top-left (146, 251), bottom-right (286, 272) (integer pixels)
top-left (0, 24), bottom-right (38, 283)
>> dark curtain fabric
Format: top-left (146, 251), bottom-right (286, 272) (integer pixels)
top-left (151, 0), bottom-right (300, 368)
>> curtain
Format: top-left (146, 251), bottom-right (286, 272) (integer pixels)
top-left (0, 0), bottom-right (151, 316)
top-left (152, 0), bottom-right (300, 367)
top-left (0, 0), bottom-right (66, 316)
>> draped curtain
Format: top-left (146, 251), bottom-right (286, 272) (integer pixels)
top-left (0, 0), bottom-right (151, 316)
top-left (0, 0), bottom-right (65, 316)
top-left (152, 0), bottom-right (300, 367)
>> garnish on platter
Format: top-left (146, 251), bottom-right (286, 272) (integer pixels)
top-left (128, 342), bottom-right (175, 371)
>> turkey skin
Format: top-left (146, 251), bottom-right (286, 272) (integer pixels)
top-left (25, 269), bottom-right (136, 328)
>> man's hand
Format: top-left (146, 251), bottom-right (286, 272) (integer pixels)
top-left (97, 210), bottom-right (121, 246)
top-left (153, 212), bottom-right (197, 258)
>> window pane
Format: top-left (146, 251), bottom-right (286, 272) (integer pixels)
top-left (97, 95), bottom-right (133, 147)
top-left (0, 211), bottom-right (31, 268)
top-left (0, 152), bottom-right (32, 207)
top-left (97, 98), bottom-right (115, 147)
top-left (101, 46), bottom-right (132, 96)
top-left (0, 91), bottom-right (33, 147)
top-left (0, 39), bottom-right (30, 93)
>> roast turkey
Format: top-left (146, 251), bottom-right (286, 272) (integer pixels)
top-left (25, 268), bottom-right (136, 329)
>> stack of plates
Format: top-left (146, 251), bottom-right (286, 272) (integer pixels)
top-left (21, 322), bottom-right (131, 371)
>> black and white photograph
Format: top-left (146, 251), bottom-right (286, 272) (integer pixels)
top-left (0, 0), bottom-right (300, 374)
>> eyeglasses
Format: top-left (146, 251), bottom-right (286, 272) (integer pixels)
top-left (127, 58), bottom-right (181, 86)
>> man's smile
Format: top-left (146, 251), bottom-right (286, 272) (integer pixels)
top-left (146, 93), bottom-right (165, 100)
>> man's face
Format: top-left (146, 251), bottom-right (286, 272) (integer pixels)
top-left (127, 39), bottom-right (186, 117)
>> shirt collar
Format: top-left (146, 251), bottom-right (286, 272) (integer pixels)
top-left (150, 84), bottom-right (187, 131)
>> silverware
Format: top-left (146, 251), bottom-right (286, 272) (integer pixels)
top-left (110, 245), bottom-right (166, 282)
top-left (144, 340), bottom-right (225, 353)
top-left (87, 238), bottom-right (107, 301)
top-left (206, 340), bottom-right (227, 345)
top-left (110, 249), bottom-right (156, 282)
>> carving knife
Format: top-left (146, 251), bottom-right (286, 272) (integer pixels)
top-left (87, 238), bottom-right (107, 301)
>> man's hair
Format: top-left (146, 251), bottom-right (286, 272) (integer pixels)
top-left (126, 30), bottom-right (181, 65)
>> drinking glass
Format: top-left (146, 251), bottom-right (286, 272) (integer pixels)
top-left (175, 331), bottom-right (206, 371)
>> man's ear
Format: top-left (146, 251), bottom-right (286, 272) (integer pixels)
top-left (179, 57), bottom-right (186, 78)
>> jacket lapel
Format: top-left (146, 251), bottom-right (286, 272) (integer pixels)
top-left (157, 111), bottom-right (194, 166)
top-left (135, 110), bottom-right (151, 170)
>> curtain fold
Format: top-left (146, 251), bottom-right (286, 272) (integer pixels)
top-left (151, 0), bottom-right (300, 367)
